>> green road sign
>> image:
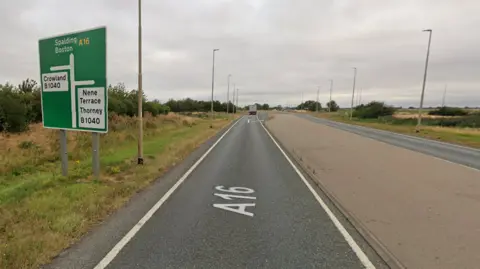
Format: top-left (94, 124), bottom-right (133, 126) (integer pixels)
top-left (39, 27), bottom-right (108, 133)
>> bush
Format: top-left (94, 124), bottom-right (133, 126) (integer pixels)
top-left (428, 107), bottom-right (468, 116)
top-left (378, 113), bottom-right (480, 128)
top-left (297, 100), bottom-right (321, 111)
top-left (430, 114), bottom-right (480, 128)
top-left (0, 94), bottom-right (28, 132)
top-left (0, 80), bottom-right (230, 133)
top-left (353, 101), bottom-right (396, 119)
top-left (326, 100), bottom-right (339, 112)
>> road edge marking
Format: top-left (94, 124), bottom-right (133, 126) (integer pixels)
top-left (313, 114), bottom-right (480, 172)
top-left (304, 114), bottom-right (480, 153)
top-left (93, 116), bottom-right (244, 269)
top-left (259, 119), bottom-right (376, 269)
top-left (301, 114), bottom-right (480, 172)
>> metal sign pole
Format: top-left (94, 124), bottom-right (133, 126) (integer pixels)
top-left (59, 129), bottom-right (68, 176)
top-left (39, 27), bottom-right (108, 178)
top-left (92, 133), bottom-right (100, 178)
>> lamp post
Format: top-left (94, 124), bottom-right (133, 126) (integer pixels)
top-left (137, 0), bottom-right (144, 165)
top-left (236, 88), bottom-right (239, 113)
top-left (232, 83), bottom-right (236, 113)
top-left (350, 67), bottom-right (357, 120)
top-left (329, 79), bottom-right (333, 112)
top-left (226, 74), bottom-right (231, 114)
top-left (416, 29), bottom-right (433, 131)
top-left (210, 49), bottom-right (219, 128)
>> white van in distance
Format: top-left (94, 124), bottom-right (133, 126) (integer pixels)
top-left (248, 105), bottom-right (257, 115)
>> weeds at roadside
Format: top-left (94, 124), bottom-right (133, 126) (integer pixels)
top-left (0, 113), bottom-right (232, 269)
top-left (311, 111), bottom-right (480, 149)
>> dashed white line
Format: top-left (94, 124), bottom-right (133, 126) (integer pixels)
top-left (93, 116), bottom-right (244, 269)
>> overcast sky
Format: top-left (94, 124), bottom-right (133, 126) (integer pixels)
top-left (1, 0), bottom-right (479, 107)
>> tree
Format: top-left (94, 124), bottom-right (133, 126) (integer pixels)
top-left (353, 101), bottom-right (396, 119)
top-left (107, 83), bottom-right (141, 116)
top-left (226, 101), bottom-right (235, 113)
top-left (0, 78), bottom-right (239, 133)
top-left (297, 100), bottom-right (321, 111)
top-left (18, 79), bottom-right (37, 93)
top-left (144, 100), bottom-right (163, 116)
top-left (326, 100), bottom-right (339, 112)
top-left (0, 94), bottom-right (28, 132)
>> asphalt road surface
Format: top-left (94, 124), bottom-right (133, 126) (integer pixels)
top-left (297, 114), bottom-right (480, 170)
top-left (73, 113), bottom-right (387, 269)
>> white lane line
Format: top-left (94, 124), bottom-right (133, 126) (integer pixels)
top-left (94, 116), bottom-right (244, 269)
top-left (259, 120), bottom-right (376, 269)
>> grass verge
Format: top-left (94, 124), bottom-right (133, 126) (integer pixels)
top-left (0, 113), bottom-right (234, 269)
top-left (309, 112), bottom-right (480, 149)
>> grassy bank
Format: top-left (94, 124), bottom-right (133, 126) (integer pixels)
top-left (0, 113), bottom-right (234, 269)
top-left (309, 111), bottom-right (480, 149)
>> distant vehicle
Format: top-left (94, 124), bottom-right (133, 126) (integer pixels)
top-left (248, 104), bottom-right (257, 115)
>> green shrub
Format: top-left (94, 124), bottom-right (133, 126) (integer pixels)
top-left (296, 100), bottom-right (321, 111)
top-left (428, 107), bottom-right (467, 116)
top-left (326, 100), bottom-right (339, 112)
top-left (353, 101), bottom-right (396, 119)
top-left (0, 79), bottom-right (228, 134)
top-left (18, 141), bottom-right (36, 149)
top-left (378, 114), bottom-right (480, 128)
top-left (432, 114), bottom-right (480, 128)
top-left (0, 94), bottom-right (28, 133)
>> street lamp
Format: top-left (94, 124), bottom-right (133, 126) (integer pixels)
top-left (137, 0), bottom-right (144, 165)
top-left (350, 67), bottom-right (357, 120)
top-left (416, 29), bottom-right (433, 131)
top-left (235, 88), bottom-right (239, 113)
top-left (316, 86), bottom-right (320, 113)
top-left (226, 74), bottom-right (231, 114)
top-left (359, 88), bottom-right (363, 105)
top-left (210, 49), bottom-right (219, 128)
top-left (232, 83), bottom-right (236, 113)
top-left (329, 79), bottom-right (333, 112)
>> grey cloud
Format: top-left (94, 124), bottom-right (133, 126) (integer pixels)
top-left (1, 0), bottom-right (479, 108)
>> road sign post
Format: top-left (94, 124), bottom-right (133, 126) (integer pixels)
top-left (39, 27), bottom-right (107, 177)
top-left (92, 132), bottom-right (100, 177)
top-left (59, 129), bottom-right (68, 176)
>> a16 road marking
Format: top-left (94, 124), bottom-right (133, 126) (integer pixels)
top-left (213, 185), bottom-right (256, 217)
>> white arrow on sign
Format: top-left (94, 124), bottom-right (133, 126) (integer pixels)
top-left (50, 53), bottom-right (95, 128)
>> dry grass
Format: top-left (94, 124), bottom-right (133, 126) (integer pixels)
top-left (311, 112), bottom-right (480, 149)
top-left (394, 112), bottom-right (462, 119)
top-left (0, 113), bottom-right (233, 269)
top-left (0, 113), bottom-right (198, 174)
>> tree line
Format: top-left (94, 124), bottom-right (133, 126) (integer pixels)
top-left (0, 79), bottom-right (244, 133)
top-left (296, 100), bottom-right (340, 112)
top-left (241, 103), bottom-right (270, 110)
top-left (165, 98), bottom-right (240, 113)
